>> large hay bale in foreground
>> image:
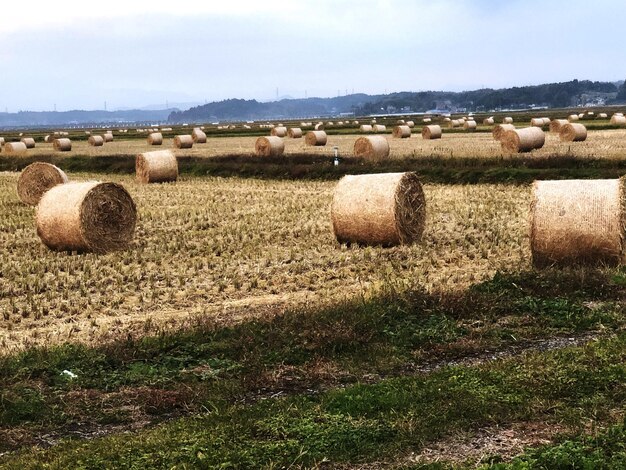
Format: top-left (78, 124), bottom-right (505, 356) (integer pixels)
top-left (17, 162), bottom-right (68, 205)
top-left (503, 117), bottom-right (513, 124)
top-left (174, 135), bottom-right (193, 149)
top-left (255, 136), bottom-right (284, 156)
top-left (88, 135), bottom-right (104, 147)
top-left (103, 133), bottom-right (114, 142)
top-left (147, 132), bottom-right (163, 145)
top-left (271, 126), bottom-right (287, 137)
top-left (36, 181), bottom-right (137, 253)
top-left (501, 127), bottom-right (545, 153)
top-left (4, 142), bottom-right (28, 154)
top-left (53, 138), bottom-right (72, 152)
top-left (531, 179), bottom-right (624, 267)
top-left (305, 130), bottom-right (327, 146)
top-left (360, 124), bottom-right (373, 133)
top-left (422, 125), bottom-right (442, 140)
top-left (372, 124), bottom-right (386, 133)
top-left (549, 119), bottom-right (568, 133)
top-left (463, 120), bottom-right (477, 131)
top-left (353, 136), bottom-right (390, 160)
top-left (192, 128), bottom-right (207, 143)
top-left (136, 150), bottom-right (178, 183)
top-left (559, 123), bottom-right (587, 142)
top-left (21, 137), bottom-right (35, 148)
top-left (331, 172), bottom-right (426, 247)
top-left (287, 127), bottom-right (302, 138)
top-left (611, 115), bottom-right (626, 125)
top-left (492, 123), bottom-right (515, 141)
top-left (392, 125), bottom-right (411, 138)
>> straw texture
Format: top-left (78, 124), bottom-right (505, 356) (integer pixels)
top-left (255, 136), bottom-right (284, 156)
top-left (421, 125), bottom-right (442, 140)
top-left (611, 115), bottom-right (626, 125)
top-left (359, 124), bottom-right (373, 133)
top-left (21, 137), bottom-right (35, 148)
top-left (503, 117), bottom-right (513, 124)
top-left (174, 135), bottom-right (193, 149)
top-left (88, 135), bottom-right (104, 146)
top-left (287, 127), bottom-right (302, 138)
top-left (271, 126), bottom-right (287, 137)
top-left (136, 150), bottom-right (178, 183)
top-left (559, 123), bottom-right (587, 142)
top-left (392, 125), bottom-right (411, 138)
top-left (147, 132), bottom-right (163, 145)
top-left (192, 128), bottom-right (207, 143)
top-left (463, 120), bottom-right (477, 131)
top-left (53, 138), bottom-right (72, 151)
top-left (501, 127), bottom-right (545, 153)
top-left (549, 119), bottom-right (568, 133)
top-left (4, 142), bottom-right (28, 154)
top-left (305, 131), bottom-right (327, 146)
top-left (372, 124), bottom-right (387, 133)
top-left (17, 162), bottom-right (68, 205)
top-left (492, 123), bottom-right (515, 141)
top-left (353, 136), bottom-right (390, 160)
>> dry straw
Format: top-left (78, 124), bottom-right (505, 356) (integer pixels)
top-left (422, 118), bottom-right (431, 124)
top-left (359, 124), bottom-right (373, 133)
top-left (147, 132), bottom-right (163, 145)
top-left (192, 128), bottom-right (207, 143)
top-left (501, 127), bottom-right (545, 153)
top-left (271, 126), bottom-right (287, 137)
top-left (36, 181), bottom-right (137, 253)
top-left (406, 120), bottom-right (415, 128)
top-left (305, 130), bottom-right (327, 146)
top-left (549, 119), bottom-right (568, 133)
top-left (287, 127), bottom-right (302, 138)
top-left (449, 120), bottom-right (461, 128)
top-left (21, 137), bottom-right (36, 148)
top-left (174, 135), bottom-right (193, 149)
top-left (597, 113), bottom-right (608, 119)
top-left (542, 117), bottom-right (551, 125)
top-left (530, 118), bottom-right (545, 127)
top-left (492, 124), bottom-right (515, 141)
top-left (372, 124), bottom-right (387, 133)
top-left (392, 125), bottom-right (411, 138)
top-left (0, 137), bottom-right (4, 146)
top-left (483, 117), bottom-right (495, 125)
top-left (136, 150), bottom-right (178, 183)
top-left (568, 114), bottom-right (580, 122)
top-left (422, 125), bottom-right (442, 140)
top-left (53, 138), bottom-right (72, 152)
top-left (255, 136), bottom-right (284, 156)
top-left (4, 142), bottom-right (28, 154)
top-left (103, 133), bottom-right (114, 142)
top-left (17, 162), bottom-right (68, 205)
top-left (463, 120), bottom-right (477, 131)
top-left (611, 115), bottom-right (626, 125)
top-left (44, 135), bottom-right (52, 143)
top-left (353, 136), bottom-right (390, 160)
top-left (331, 172), bottom-right (426, 247)
top-left (559, 123), bottom-right (587, 142)
top-left (531, 179), bottom-right (625, 267)
top-left (315, 122), bottom-right (324, 130)
top-left (88, 135), bottom-right (104, 146)
top-left (503, 117), bottom-right (513, 124)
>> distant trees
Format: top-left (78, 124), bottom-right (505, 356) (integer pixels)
top-left (616, 81), bottom-right (626, 102)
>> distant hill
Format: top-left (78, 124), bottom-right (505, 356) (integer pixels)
top-left (0, 109), bottom-right (177, 128)
top-left (169, 79), bottom-right (620, 123)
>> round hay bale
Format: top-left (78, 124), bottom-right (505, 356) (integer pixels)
top-left (463, 120), bottom-right (477, 131)
top-left (449, 120), bottom-right (461, 128)
top-left (147, 132), bottom-right (163, 145)
top-left (421, 125), bottom-right (442, 140)
top-left (0, 137), bottom-right (4, 146)
top-left (530, 117), bottom-right (545, 127)
top-left (191, 128), bottom-right (207, 143)
top-left (406, 120), bottom-right (415, 128)
top-left (531, 179), bottom-right (624, 267)
top-left (353, 136), bottom-right (390, 160)
top-left (392, 125), bottom-right (411, 138)
top-left (88, 135), bottom-right (104, 147)
top-left (578, 113), bottom-right (585, 119)
top-left (422, 118), bottom-right (431, 124)
top-left (559, 123), bottom-right (587, 142)
top-left (36, 181), bottom-right (137, 253)
top-left (287, 127), bottom-right (302, 138)
top-left (549, 119), bottom-right (568, 133)
top-left (542, 117), bottom-right (551, 125)
top-left (483, 117), bottom-right (495, 125)
top-left (396, 119), bottom-right (405, 124)
top-left (331, 172), bottom-right (426, 247)
top-left (443, 117), bottom-right (451, 123)
top-left (103, 133), bottom-right (114, 142)
top-left (568, 114), bottom-right (580, 122)
top-left (173, 135), bottom-right (193, 149)
top-left (492, 123), bottom-right (516, 141)
top-left (53, 138), bottom-right (72, 152)
top-left (610, 115), bottom-right (626, 125)
top-left (136, 150), bottom-right (178, 184)
top-left (597, 113), bottom-right (608, 119)
top-left (315, 122), bottom-right (324, 130)
top-left (4, 142), bottom-right (28, 154)
top-left (501, 127), bottom-right (545, 153)
top-left (372, 124), bottom-right (386, 133)
top-left (271, 126), bottom-right (287, 137)
top-left (255, 136), bottom-right (284, 157)
top-left (44, 135), bottom-right (52, 143)
top-left (359, 124), bottom-right (373, 133)
top-left (503, 117), bottom-right (514, 124)
top-left (21, 137), bottom-right (35, 149)
top-left (17, 162), bottom-right (68, 206)
top-left (305, 131), bottom-right (327, 146)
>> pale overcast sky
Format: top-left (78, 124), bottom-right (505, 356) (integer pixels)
top-left (1, 0), bottom-right (624, 111)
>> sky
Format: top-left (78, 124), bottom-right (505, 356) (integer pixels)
top-left (1, 0), bottom-right (625, 112)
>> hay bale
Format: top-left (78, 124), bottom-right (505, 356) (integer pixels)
top-left (392, 125), bottom-right (411, 138)
top-left (192, 128), bottom-right (207, 143)
top-left (549, 119), bottom-right (568, 133)
top-left (463, 120), bottom-right (477, 131)
top-left (0, 137), bottom-right (4, 146)
top-left (530, 118), bottom-right (545, 127)
top-left (422, 118), bottom-right (431, 123)
top-left (44, 135), bottom-right (52, 143)
top-left (483, 117), bottom-right (495, 125)
top-left (503, 117), bottom-right (514, 124)
top-left (360, 124), bottom-right (373, 133)
top-left (147, 132), bottom-right (163, 145)
top-left (542, 117), bottom-right (551, 125)
top-left (174, 135), bottom-right (193, 149)
top-left (305, 130), bottom-right (327, 146)
top-left (331, 172), bottom-right (426, 247)
top-left (21, 137), bottom-right (35, 148)
top-left (136, 150), bottom-right (178, 184)
top-left (271, 126), bottom-right (287, 137)
top-left (568, 114), bottom-right (580, 122)
top-left (4, 142), bottom-right (28, 154)
top-left (530, 179), bottom-right (624, 267)
top-left (396, 119), bottom-right (405, 124)
top-left (443, 117), bottom-right (451, 123)
top-left (255, 136), bottom-right (284, 156)
top-left (53, 138), bottom-right (72, 152)
top-left (17, 162), bottom-right (68, 205)
top-left (559, 123), bottom-right (587, 142)
top-left (501, 127), bottom-right (545, 153)
top-left (353, 136), bottom-right (389, 160)
top-left (406, 120), bottom-right (415, 128)
top-left (610, 115), bottom-right (626, 125)
top-left (315, 122), bottom-right (324, 130)
top-left (422, 125), bottom-right (442, 140)
top-left (449, 120), bottom-right (461, 128)
top-left (287, 127), bottom-right (302, 138)
top-left (492, 123), bottom-right (516, 141)
top-left (88, 135), bottom-right (104, 147)
top-left (103, 133), bottom-right (114, 142)
top-left (36, 181), bottom-right (137, 253)
top-left (597, 113), bottom-right (608, 119)
top-left (372, 124), bottom-right (387, 133)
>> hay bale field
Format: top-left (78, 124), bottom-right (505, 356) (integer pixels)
top-left (287, 127), bottom-right (302, 138)
top-left (255, 136), bottom-right (285, 156)
top-left (147, 132), bottom-right (163, 145)
top-left (88, 135), bottom-right (104, 147)
top-left (559, 123), bottom-right (587, 142)
top-left (372, 124), bottom-right (386, 133)
top-left (271, 126), bottom-right (287, 138)
top-left (463, 120), bottom-right (477, 131)
top-left (549, 119), bottom-right (568, 133)
top-left (353, 136), bottom-right (390, 160)
top-left (21, 137), bottom-right (36, 148)
top-left (53, 138), bottom-right (72, 152)
top-left (422, 125), bottom-right (442, 140)
top-left (17, 162), bottom-right (68, 205)
top-left (501, 127), bottom-right (545, 153)
top-left (392, 125), bottom-right (411, 138)
top-left (4, 142), bottom-right (28, 154)
top-left (492, 123), bottom-right (515, 141)
top-left (360, 124), bottom-right (373, 133)
top-left (174, 135), bottom-right (193, 149)
top-left (136, 150), bottom-right (178, 183)
top-left (305, 131), bottom-right (327, 146)
top-left (192, 128), bottom-right (207, 143)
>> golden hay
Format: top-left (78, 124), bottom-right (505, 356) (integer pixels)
top-left (492, 123), bottom-right (516, 141)
top-left (36, 181), bottom-right (137, 253)
top-left (255, 136), bottom-right (285, 156)
top-left (53, 138), bottom-right (72, 152)
top-left (359, 124), bottom-right (373, 133)
top-left (610, 115), bottom-right (626, 125)
top-left (501, 127), bottom-right (545, 153)
top-left (270, 126), bottom-right (287, 137)
top-left (597, 113), bottom-right (608, 119)
top-left (103, 133), bottom-right (114, 142)
top-left (44, 135), bottom-right (52, 143)
top-left (406, 120), bottom-right (415, 128)
top-left (305, 130), bottom-right (327, 146)
top-left (422, 118), bottom-right (431, 123)
top-left (4, 142), bottom-right (28, 154)
top-left (421, 125), bottom-right (442, 140)
top-left (173, 135), bottom-right (193, 149)
top-left (17, 162), bottom-right (68, 206)
top-left (531, 179), bottom-right (624, 267)
top-left (315, 122), bottom-right (324, 130)
top-left (503, 117), bottom-right (514, 124)
top-left (549, 119), bottom-right (568, 133)
top-left (331, 172), bottom-right (426, 247)
top-left (483, 117), bottom-right (495, 125)
top-left (443, 117), bottom-right (451, 122)
top-left (353, 136), bottom-right (390, 160)
top-left (559, 123), bottom-right (587, 142)
top-left (463, 120), bottom-right (477, 131)
top-left (449, 120), bottom-right (461, 128)
top-left (568, 114), bottom-right (580, 122)
top-left (192, 128), bottom-right (207, 143)
top-left (287, 127), bottom-right (303, 138)
top-left (392, 125), bottom-right (411, 138)
top-left (21, 137), bottom-right (36, 148)
top-left (530, 118), bottom-right (545, 127)
top-left (136, 150), bottom-right (178, 184)
top-left (372, 124), bottom-right (387, 133)
top-left (0, 137), bottom-right (4, 146)
top-left (88, 135), bottom-right (104, 147)
top-left (542, 117), bottom-right (551, 125)
top-left (147, 132), bottom-right (163, 145)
